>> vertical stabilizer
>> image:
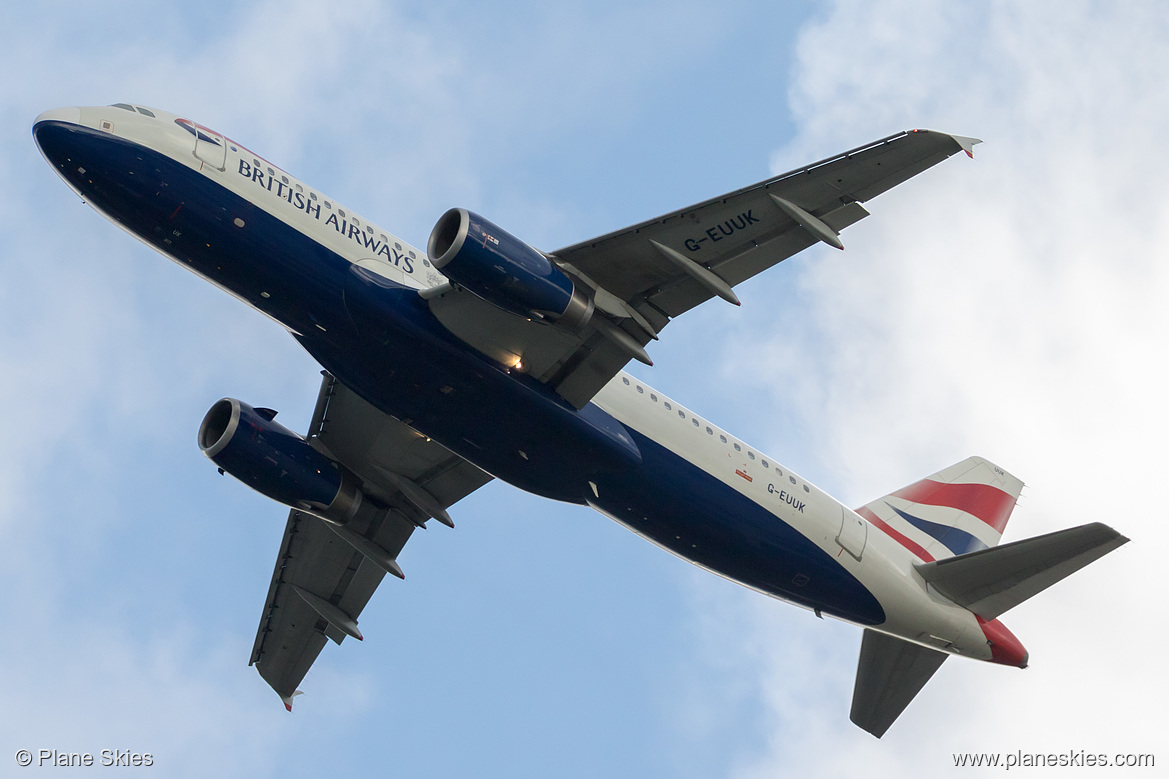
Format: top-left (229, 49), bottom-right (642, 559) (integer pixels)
top-left (856, 456), bottom-right (1023, 561)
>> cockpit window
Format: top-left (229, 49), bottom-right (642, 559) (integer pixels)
top-left (112, 103), bottom-right (135, 112)
top-left (135, 107), bottom-right (156, 118)
top-left (174, 118), bottom-right (221, 145)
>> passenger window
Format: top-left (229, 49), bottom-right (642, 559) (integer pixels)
top-left (747, 452), bottom-right (755, 460)
top-left (395, 243), bottom-right (403, 251)
top-left (733, 443), bottom-right (741, 452)
top-left (325, 201), bottom-right (333, 209)
top-left (720, 435), bottom-right (727, 443)
top-left (789, 476), bottom-right (796, 485)
top-left (339, 209), bottom-right (347, 218)
top-left (636, 386), bottom-right (644, 394)
top-left (678, 410), bottom-right (685, 419)
top-left (762, 460), bottom-right (769, 468)
top-left (692, 419), bottom-right (699, 427)
top-left (706, 427), bottom-right (713, 434)
top-left (622, 377), bottom-right (630, 385)
top-left (310, 192), bottom-right (318, 201)
top-left (281, 175), bottom-right (289, 184)
top-left (803, 484), bottom-right (810, 493)
top-left (650, 394), bottom-right (657, 402)
top-left (664, 402), bottom-right (672, 410)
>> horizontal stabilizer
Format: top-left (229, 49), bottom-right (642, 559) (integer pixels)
top-left (851, 629), bottom-right (948, 738)
top-left (914, 522), bottom-right (1128, 620)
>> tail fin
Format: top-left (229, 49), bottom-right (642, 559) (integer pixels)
top-left (856, 456), bottom-right (1024, 561)
top-left (915, 521), bottom-right (1129, 620)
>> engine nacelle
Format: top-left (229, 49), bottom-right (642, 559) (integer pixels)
top-left (427, 208), bottom-right (592, 328)
top-left (198, 398), bottom-right (363, 524)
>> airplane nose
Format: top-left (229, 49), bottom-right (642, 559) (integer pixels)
top-left (32, 107), bottom-right (84, 163)
top-left (34, 106), bottom-right (81, 128)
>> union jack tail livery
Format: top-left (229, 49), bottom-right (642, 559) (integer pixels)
top-left (857, 456), bottom-right (1023, 562)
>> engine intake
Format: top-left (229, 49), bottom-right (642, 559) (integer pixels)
top-left (198, 398), bottom-right (363, 524)
top-left (428, 208), bottom-right (592, 328)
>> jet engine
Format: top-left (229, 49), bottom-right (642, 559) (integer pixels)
top-left (427, 208), bottom-right (593, 328)
top-left (198, 398), bottom-right (364, 524)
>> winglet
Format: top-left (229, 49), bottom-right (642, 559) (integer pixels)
top-left (281, 690), bottom-right (303, 712)
top-left (950, 134), bottom-right (982, 159)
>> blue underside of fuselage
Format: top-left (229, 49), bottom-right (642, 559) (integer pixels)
top-left (34, 120), bottom-right (885, 626)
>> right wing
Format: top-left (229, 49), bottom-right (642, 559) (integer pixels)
top-left (249, 373), bottom-right (492, 707)
top-left (428, 130), bottom-right (980, 409)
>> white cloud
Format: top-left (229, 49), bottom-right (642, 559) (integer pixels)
top-left (713, 1), bottom-right (1169, 774)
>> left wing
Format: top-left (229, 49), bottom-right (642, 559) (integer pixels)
top-left (249, 373), bottom-right (492, 707)
top-left (427, 130), bottom-right (978, 408)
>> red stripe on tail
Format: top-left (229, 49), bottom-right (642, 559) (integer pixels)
top-left (856, 506), bottom-right (935, 562)
top-left (890, 480), bottom-right (1016, 533)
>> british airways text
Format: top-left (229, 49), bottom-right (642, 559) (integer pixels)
top-left (236, 159), bottom-right (414, 272)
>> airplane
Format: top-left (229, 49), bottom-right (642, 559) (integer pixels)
top-left (32, 103), bottom-right (1128, 737)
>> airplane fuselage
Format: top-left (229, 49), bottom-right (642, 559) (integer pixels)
top-left (33, 104), bottom-right (1010, 666)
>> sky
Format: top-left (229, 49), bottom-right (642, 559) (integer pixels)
top-left (2, 1), bottom-right (1166, 776)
